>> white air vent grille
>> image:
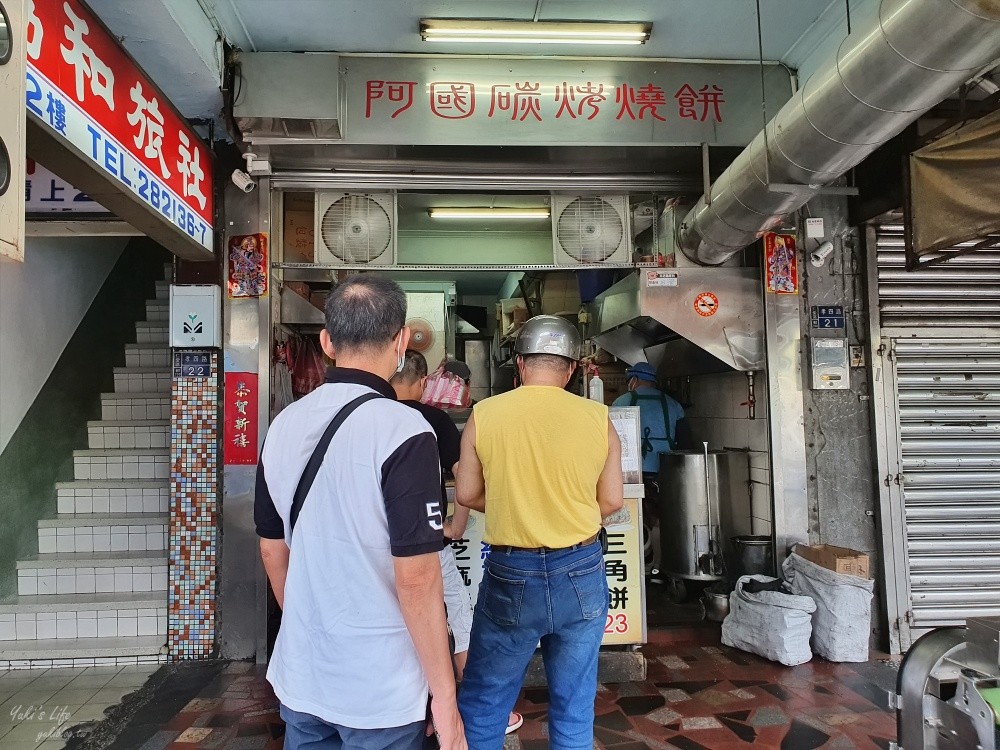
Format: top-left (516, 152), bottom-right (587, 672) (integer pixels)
top-left (314, 192), bottom-right (397, 266)
top-left (552, 195), bottom-right (632, 266)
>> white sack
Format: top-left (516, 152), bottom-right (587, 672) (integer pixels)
top-left (720, 575), bottom-right (816, 666)
top-left (782, 552), bottom-right (875, 663)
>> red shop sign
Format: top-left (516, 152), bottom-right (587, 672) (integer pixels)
top-left (25, 0), bottom-right (214, 251)
top-left (224, 373), bottom-right (258, 465)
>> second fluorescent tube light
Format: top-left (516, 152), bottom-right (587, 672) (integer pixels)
top-left (420, 19), bottom-right (652, 46)
top-left (429, 207), bottom-right (551, 220)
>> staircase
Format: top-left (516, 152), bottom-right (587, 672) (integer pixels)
top-left (0, 267), bottom-right (172, 668)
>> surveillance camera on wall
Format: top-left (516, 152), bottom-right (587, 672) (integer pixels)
top-left (232, 169), bottom-right (256, 193)
top-left (810, 240), bottom-right (834, 267)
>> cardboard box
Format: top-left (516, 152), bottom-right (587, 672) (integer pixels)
top-left (540, 272), bottom-right (582, 315)
top-left (283, 209), bottom-right (315, 263)
top-left (497, 299), bottom-right (528, 337)
top-left (794, 544), bottom-right (870, 579)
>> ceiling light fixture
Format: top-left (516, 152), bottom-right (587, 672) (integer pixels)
top-left (429, 207), bottom-right (551, 220)
top-left (420, 19), bottom-right (652, 46)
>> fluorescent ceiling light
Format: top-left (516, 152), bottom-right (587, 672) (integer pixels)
top-left (429, 207), bottom-right (551, 220)
top-left (421, 19), bottom-right (652, 46)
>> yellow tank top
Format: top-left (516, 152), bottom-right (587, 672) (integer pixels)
top-left (474, 386), bottom-right (608, 548)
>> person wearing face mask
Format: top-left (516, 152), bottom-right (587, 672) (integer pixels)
top-left (391, 350), bottom-right (524, 737)
top-left (256, 275), bottom-right (466, 750)
top-left (612, 362), bottom-right (685, 478)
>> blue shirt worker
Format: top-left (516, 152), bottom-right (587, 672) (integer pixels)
top-left (612, 362), bottom-right (685, 476)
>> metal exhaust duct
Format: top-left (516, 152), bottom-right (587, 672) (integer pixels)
top-left (679, 0), bottom-right (1000, 266)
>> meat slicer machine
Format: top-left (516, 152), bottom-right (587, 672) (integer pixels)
top-left (895, 617), bottom-right (1000, 749)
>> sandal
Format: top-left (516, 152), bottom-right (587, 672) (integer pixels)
top-left (505, 712), bottom-right (524, 735)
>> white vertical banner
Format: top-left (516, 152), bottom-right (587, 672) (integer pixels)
top-left (0, 0), bottom-right (26, 261)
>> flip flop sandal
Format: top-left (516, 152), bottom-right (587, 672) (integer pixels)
top-left (505, 712), bottom-right (524, 735)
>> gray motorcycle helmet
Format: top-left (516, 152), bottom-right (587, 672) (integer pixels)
top-left (514, 315), bottom-right (582, 361)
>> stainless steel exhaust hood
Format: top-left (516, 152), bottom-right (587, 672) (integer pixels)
top-left (592, 266), bottom-right (763, 375)
top-left (234, 53), bottom-right (342, 145)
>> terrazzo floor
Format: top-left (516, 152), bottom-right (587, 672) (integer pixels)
top-left (55, 626), bottom-right (897, 750)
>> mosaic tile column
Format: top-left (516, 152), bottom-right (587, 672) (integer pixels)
top-left (168, 351), bottom-right (220, 659)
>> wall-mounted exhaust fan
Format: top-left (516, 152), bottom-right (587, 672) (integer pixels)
top-left (314, 192), bottom-right (397, 266)
top-left (551, 195), bottom-right (632, 266)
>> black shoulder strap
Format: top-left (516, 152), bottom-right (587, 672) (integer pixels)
top-left (659, 393), bottom-right (675, 450)
top-left (289, 392), bottom-right (383, 535)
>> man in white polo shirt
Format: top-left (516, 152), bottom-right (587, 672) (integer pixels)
top-left (255, 275), bottom-right (466, 750)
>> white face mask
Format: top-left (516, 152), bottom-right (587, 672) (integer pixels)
top-left (395, 338), bottom-right (405, 374)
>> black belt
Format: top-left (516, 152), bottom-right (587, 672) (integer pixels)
top-left (493, 532), bottom-right (600, 555)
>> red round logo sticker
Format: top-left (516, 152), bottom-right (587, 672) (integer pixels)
top-left (694, 292), bottom-right (719, 317)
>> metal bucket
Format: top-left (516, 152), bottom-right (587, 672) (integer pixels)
top-left (656, 450), bottom-right (751, 581)
top-left (702, 589), bottom-right (730, 622)
top-left (727, 535), bottom-right (775, 585)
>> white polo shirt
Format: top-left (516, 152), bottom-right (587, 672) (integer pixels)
top-left (255, 367), bottom-right (444, 729)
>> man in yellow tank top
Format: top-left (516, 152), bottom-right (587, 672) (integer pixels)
top-left (455, 315), bottom-right (624, 750)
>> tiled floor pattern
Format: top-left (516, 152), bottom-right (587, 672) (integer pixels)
top-left (78, 633), bottom-right (897, 749)
top-left (0, 664), bottom-right (158, 749)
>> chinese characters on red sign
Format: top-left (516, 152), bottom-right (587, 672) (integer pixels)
top-left (365, 79), bottom-right (725, 125)
top-left (224, 373), bottom-right (258, 465)
top-left (25, 0), bottom-right (213, 249)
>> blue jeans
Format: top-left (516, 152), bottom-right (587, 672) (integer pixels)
top-left (280, 704), bottom-right (426, 750)
top-left (458, 541), bottom-right (607, 750)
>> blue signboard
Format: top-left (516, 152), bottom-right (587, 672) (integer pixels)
top-left (173, 351), bottom-right (212, 379)
top-left (811, 306), bottom-right (846, 330)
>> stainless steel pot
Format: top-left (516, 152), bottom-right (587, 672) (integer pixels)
top-left (703, 590), bottom-right (730, 622)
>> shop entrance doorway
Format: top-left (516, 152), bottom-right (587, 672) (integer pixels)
top-left (264, 188), bottom-right (774, 660)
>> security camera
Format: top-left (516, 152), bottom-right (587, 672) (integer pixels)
top-left (810, 240), bottom-right (834, 267)
top-left (231, 169), bottom-right (255, 193)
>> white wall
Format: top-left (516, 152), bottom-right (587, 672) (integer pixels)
top-left (0, 237), bottom-right (126, 453)
top-left (682, 370), bottom-right (772, 535)
top-left (397, 231), bottom-right (551, 266)
top-left (783, 0), bottom-right (878, 87)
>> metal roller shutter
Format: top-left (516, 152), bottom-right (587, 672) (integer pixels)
top-left (876, 224), bottom-right (1000, 328)
top-left (893, 338), bottom-right (1000, 628)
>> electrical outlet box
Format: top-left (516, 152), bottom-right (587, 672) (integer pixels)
top-left (850, 345), bottom-right (865, 368)
top-left (170, 285), bottom-right (222, 348)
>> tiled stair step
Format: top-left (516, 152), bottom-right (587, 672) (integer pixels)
top-left (38, 514), bottom-right (168, 554)
top-left (0, 592), bottom-right (167, 641)
top-left (18, 553), bottom-right (168, 596)
top-left (56, 480), bottom-right (168, 515)
top-left (113, 367), bottom-right (171, 395)
top-left (154, 280), bottom-right (169, 300)
top-left (101, 393), bottom-right (170, 422)
top-left (73, 448), bottom-right (168, 481)
top-left (88, 420), bottom-right (169, 450)
top-left (135, 321), bottom-right (168, 344)
top-left (125, 344), bottom-right (170, 368)
top-left (0, 635), bottom-right (167, 667)
top-left (145, 301), bottom-right (167, 322)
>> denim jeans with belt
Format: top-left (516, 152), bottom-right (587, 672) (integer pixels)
top-left (458, 540), bottom-right (607, 750)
